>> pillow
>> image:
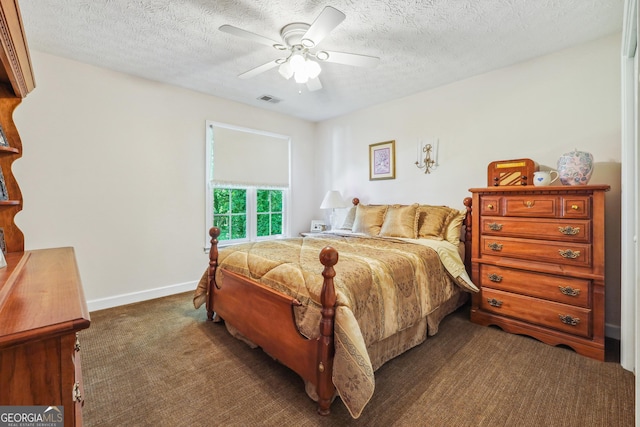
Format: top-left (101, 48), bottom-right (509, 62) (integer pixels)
top-left (352, 204), bottom-right (388, 235)
top-left (416, 205), bottom-right (457, 240)
top-left (444, 209), bottom-right (467, 245)
top-left (379, 204), bottom-right (419, 238)
top-left (339, 206), bottom-right (356, 230)
top-left (455, 275), bottom-right (479, 293)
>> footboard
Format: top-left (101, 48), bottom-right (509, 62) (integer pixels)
top-left (207, 227), bottom-right (338, 415)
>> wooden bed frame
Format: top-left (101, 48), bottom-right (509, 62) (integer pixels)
top-left (206, 197), bottom-right (473, 415)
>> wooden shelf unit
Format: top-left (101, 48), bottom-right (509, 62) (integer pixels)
top-left (0, 0), bottom-right (35, 253)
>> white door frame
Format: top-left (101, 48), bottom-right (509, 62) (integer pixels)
top-left (620, 3), bottom-right (638, 423)
top-left (621, 0), bottom-right (637, 374)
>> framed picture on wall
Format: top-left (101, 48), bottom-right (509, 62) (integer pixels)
top-left (369, 140), bottom-right (396, 180)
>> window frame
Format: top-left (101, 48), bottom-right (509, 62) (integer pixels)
top-left (205, 121), bottom-right (291, 249)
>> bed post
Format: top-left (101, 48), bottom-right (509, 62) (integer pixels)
top-left (317, 246), bottom-right (338, 416)
top-left (207, 227), bottom-right (221, 321)
top-left (463, 197), bottom-right (472, 276)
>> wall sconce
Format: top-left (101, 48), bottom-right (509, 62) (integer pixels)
top-left (415, 139), bottom-right (438, 174)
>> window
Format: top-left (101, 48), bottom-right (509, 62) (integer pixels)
top-left (212, 188), bottom-right (247, 240)
top-left (256, 189), bottom-right (283, 237)
top-left (205, 122), bottom-right (290, 247)
top-left (212, 187), bottom-right (284, 241)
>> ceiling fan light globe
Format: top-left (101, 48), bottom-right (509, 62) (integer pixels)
top-left (290, 53), bottom-right (306, 72)
top-left (289, 52), bottom-right (305, 71)
top-left (294, 69), bottom-right (309, 84)
top-left (278, 61), bottom-right (293, 79)
top-left (305, 60), bottom-right (321, 79)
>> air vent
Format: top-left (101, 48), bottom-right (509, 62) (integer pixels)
top-left (257, 94), bottom-right (281, 104)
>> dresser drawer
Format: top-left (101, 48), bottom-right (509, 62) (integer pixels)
top-left (480, 196), bottom-right (501, 216)
top-left (481, 236), bottom-right (592, 267)
top-left (481, 288), bottom-right (591, 337)
top-left (490, 195), bottom-right (591, 219)
top-left (479, 264), bottom-right (590, 307)
top-left (503, 195), bottom-right (559, 217)
top-left (562, 196), bottom-right (591, 218)
top-left (480, 217), bottom-right (591, 243)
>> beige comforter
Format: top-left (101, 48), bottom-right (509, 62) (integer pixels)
top-left (194, 233), bottom-right (475, 418)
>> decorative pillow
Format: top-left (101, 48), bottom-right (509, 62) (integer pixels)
top-left (352, 204), bottom-right (388, 235)
top-left (444, 209), bottom-right (467, 245)
top-left (379, 204), bottom-right (419, 238)
top-left (416, 205), bottom-right (456, 240)
top-left (339, 206), bottom-right (356, 230)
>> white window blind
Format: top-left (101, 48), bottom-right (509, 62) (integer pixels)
top-left (210, 125), bottom-right (289, 188)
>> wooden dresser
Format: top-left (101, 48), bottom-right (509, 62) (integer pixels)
top-left (469, 185), bottom-right (610, 361)
top-left (0, 248), bottom-right (90, 427)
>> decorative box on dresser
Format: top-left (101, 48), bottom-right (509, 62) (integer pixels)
top-left (469, 185), bottom-right (610, 361)
top-left (0, 2), bottom-right (91, 427)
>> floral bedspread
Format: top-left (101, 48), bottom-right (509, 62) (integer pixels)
top-left (194, 233), bottom-right (473, 418)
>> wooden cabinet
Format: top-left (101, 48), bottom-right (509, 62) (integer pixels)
top-left (0, 248), bottom-right (90, 427)
top-left (469, 185), bottom-right (610, 361)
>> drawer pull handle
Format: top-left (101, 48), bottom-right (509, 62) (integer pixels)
top-left (525, 200), bottom-right (533, 208)
top-left (559, 314), bottom-right (580, 326)
top-left (487, 204), bottom-right (494, 210)
top-left (558, 226), bottom-right (580, 235)
top-left (488, 273), bottom-right (503, 282)
top-left (559, 249), bottom-right (580, 259)
top-left (73, 381), bottom-right (83, 403)
top-left (75, 333), bottom-right (81, 352)
top-left (487, 298), bottom-right (503, 308)
top-left (559, 286), bottom-right (581, 297)
top-left (488, 242), bottom-right (503, 251)
top-left (571, 205), bottom-right (579, 210)
top-left (488, 222), bottom-right (503, 231)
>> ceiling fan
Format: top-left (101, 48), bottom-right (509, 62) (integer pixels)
top-left (219, 6), bottom-right (379, 92)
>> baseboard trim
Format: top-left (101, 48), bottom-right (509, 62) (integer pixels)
top-left (87, 280), bottom-right (197, 312)
top-left (606, 323), bottom-right (621, 341)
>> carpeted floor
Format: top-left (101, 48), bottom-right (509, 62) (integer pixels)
top-left (79, 292), bottom-right (634, 426)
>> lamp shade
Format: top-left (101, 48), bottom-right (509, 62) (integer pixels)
top-left (320, 190), bottom-right (347, 209)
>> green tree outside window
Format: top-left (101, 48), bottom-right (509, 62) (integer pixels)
top-left (213, 188), bottom-right (283, 241)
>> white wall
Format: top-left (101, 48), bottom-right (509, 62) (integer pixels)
top-left (315, 34), bottom-right (622, 335)
top-left (13, 51), bottom-right (316, 309)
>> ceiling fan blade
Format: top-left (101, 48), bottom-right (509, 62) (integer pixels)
top-left (306, 77), bottom-right (323, 92)
top-left (238, 59), bottom-right (280, 79)
top-left (320, 51), bottom-right (380, 68)
top-left (301, 6), bottom-right (345, 47)
top-left (219, 24), bottom-right (282, 49)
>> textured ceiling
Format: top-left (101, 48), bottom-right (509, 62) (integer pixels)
top-left (18, 0), bottom-right (624, 122)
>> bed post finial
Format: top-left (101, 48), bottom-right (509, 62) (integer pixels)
top-left (317, 246), bottom-right (338, 415)
top-left (207, 227), bottom-right (221, 320)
